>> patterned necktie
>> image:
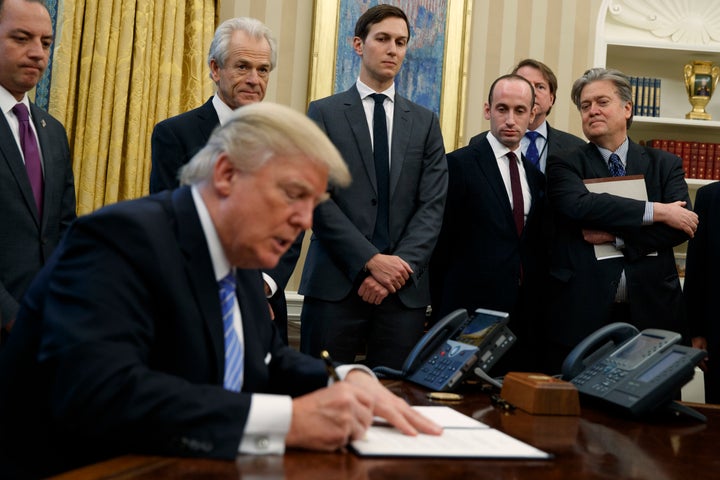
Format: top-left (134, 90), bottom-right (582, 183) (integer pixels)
top-left (12, 103), bottom-right (44, 218)
top-left (524, 130), bottom-right (541, 168)
top-left (608, 153), bottom-right (626, 177)
top-left (507, 151), bottom-right (524, 235)
top-left (370, 93), bottom-right (390, 252)
top-left (219, 273), bottom-right (243, 392)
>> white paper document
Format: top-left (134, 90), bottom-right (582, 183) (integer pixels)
top-left (583, 175), bottom-right (647, 260)
top-left (351, 406), bottom-right (551, 459)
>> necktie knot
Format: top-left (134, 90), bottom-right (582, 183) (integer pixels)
top-left (12, 103), bottom-right (30, 122)
top-left (608, 153), bottom-right (625, 177)
top-left (525, 130), bottom-right (540, 142)
top-left (371, 93), bottom-right (387, 105)
top-left (524, 130), bottom-right (541, 168)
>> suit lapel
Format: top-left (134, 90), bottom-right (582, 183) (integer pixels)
top-left (584, 144), bottom-right (612, 178)
top-left (0, 107), bottom-right (40, 226)
top-left (625, 141), bottom-right (650, 177)
top-left (31, 103), bottom-right (55, 230)
top-left (172, 187), bottom-right (225, 377)
top-left (389, 96), bottom-right (412, 196)
top-left (473, 138), bottom-right (514, 214)
top-left (343, 87), bottom-right (377, 193)
top-left (196, 98), bottom-right (219, 144)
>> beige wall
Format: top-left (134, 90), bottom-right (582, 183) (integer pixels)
top-left (221, 0), bottom-right (605, 289)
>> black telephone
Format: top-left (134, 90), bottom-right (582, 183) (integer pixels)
top-left (561, 322), bottom-right (706, 420)
top-left (374, 308), bottom-right (515, 391)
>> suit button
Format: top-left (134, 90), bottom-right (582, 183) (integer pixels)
top-left (40, 237), bottom-right (48, 245)
top-left (371, 199), bottom-right (378, 206)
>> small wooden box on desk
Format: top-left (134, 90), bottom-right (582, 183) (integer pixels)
top-left (501, 372), bottom-right (580, 415)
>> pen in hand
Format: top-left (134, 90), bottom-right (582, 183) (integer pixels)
top-left (321, 350), bottom-right (341, 382)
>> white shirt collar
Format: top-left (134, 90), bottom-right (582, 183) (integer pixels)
top-left (487, 132), bottom-right (522, 160)
top-left (356, 78), bottom-right (395, 101)
top-left (0, 85), bottom-right (29, 116)
top-left (212, 94), bottom-right (235, 126)
top-left (190, 185), bottom-right (232, 281)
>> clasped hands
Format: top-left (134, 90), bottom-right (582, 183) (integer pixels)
top-left (358, 254), bottom-right (413, 304)
top-left (286, 369), bottom-right (442, 451)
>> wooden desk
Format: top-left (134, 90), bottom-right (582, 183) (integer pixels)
top-left (51, 380), bottom-right (720, 479)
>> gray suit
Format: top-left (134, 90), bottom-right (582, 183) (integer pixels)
top-left (0, 102), bottom-right (76, 331)
top-left (299, 85), bottom-right (447, 368)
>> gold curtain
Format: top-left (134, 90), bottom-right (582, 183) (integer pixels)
top-left (49, 0), bottom-right (216, 215)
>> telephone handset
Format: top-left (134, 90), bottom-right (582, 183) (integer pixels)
top-left (373, 308), bottom-right (515, 392)
top-left (562, 322), bottom-right (706, 420)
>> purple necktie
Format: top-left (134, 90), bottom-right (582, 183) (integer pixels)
top-left (12, 103), bottom-right (44, 218)
top-left (507, 151), bottom-right (524, 235)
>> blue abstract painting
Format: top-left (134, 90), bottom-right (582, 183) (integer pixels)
top-left (334, 0), bottom-right (448, 116)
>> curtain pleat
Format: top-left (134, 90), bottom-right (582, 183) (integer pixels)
top-left (50, 0), bottom-right (215, 215)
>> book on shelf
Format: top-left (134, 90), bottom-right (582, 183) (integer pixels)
top-left (629, 76), bottom-right (661, 117)
top-left (645, 138), bottom-right (720, 180)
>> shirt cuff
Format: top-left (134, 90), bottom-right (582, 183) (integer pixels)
top-left (262, 273), bottom-right (278, 298)
top-left (333, 364), bottom-right (378, 385)
top-left (238, 394), bottom-right (291, 455)
top-left (643, 201), bottom-right (654, 226)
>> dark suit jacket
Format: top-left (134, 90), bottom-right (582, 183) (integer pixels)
top-left (684, 181), bottom-right (720, 403)
top-left (0, 187), bottom-right (327, 477)
top-left (468, 122), bottom-right (586, 172)
top-left (430, 137), bottom-right (547, 325)
top-left (150, 98), bottom-right (299, 343)
top-left (150, 97), bottom-right (219, 193)
top-left (0, 102), bottom-right (76, 327)
top-left (299, 86), bottom-right (447, 308)
top-left (546, 141), bottom-right (690, 348)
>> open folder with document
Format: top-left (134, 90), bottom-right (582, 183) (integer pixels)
top-left (350, 406), bottom-right (551, 459)
top-left (583, 175), bottom-right (649, 260)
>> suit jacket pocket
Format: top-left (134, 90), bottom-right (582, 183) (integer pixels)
top-left (549, 267), bottom-right (574, 284)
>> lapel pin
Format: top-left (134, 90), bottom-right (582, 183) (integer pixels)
top-left (41, 119), bottom-right (46, 128)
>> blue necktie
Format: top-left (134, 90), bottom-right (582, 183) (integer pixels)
top-left (608, 153), bottom-right (626, 177)
top-left (12, 103), bottom-right (44, 218)
top-left (370, 93), bottom-right (390, 252)
top-left (524, 130), bottom-right (541, 168)
top-left (219, 273), bottom-right (243, 392)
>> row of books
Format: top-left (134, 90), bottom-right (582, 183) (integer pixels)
top-left (629, 76), bottom-right (661, 117)
top-left (645, 139), bottom-right (720, 180)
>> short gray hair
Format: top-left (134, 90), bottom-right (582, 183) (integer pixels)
top-left (208, 17), bottom-right (277, 74)
top-left (179, 102), bottom-right (350, 189)
top-left (571, 67), bottom-right (634, 128)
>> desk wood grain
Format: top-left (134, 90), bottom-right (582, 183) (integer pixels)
top-left (50, 381), bottom-right (720, 480)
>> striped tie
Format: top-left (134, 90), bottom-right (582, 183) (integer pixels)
top-left (219, 273), bottom-right (243, 392)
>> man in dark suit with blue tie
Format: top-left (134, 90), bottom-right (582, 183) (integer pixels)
top-left (0, 0), bottom-right (76, 343)
top-left (545, 68), bottom-right (699, 373)
top-left (0, 103), bottom-right (440, 478)
top-left (431, 74), bottom-right (545, 373)
top-left (299, 5), bottom-right (448, 369)
top-left (151, 17), bottom-right (297, 344)
top-left (684, 181), bottom-right (720, 403)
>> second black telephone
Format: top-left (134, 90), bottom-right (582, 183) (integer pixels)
top-left (562, 322), bottom-right (706, 420)
top-left (373, 308), bottom-right (516, 391)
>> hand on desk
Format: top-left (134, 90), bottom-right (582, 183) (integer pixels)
top-left (286, 370), bottom-right (442, 451)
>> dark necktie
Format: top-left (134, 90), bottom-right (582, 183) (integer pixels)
top-left (219, 273), bottom-right (243, 392)
top-left (12, 103), bottom-right (44, 218)
top-left (371, 93), bottom-right (390, 252)
top-left (524, 130), bottom-right (541, 168)
top-left (507, 151), bottom-right (524, 235)
top-left (608, 153), bottom-right (626, 177)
